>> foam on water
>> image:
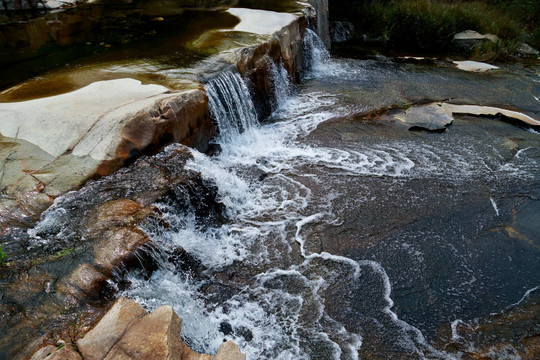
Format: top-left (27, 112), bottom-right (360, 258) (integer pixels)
top-left (119, 34), bottom-right (538, 360)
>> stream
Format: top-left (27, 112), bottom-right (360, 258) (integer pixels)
top-left (1, 10), bottom-right (539, 356)
top-left (106, 32), bottom-right (540, 359)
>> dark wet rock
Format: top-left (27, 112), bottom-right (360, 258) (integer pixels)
top-left (167, 246), bottom-right (205, 275)
top-left (330, 21), bottom-right (353, 43)
top-left (219, 321), bottom-right (233, 336)
top-left (0, 145), bottom-right (210, 359)
top-left (435, 288), bottom-right (540, 359)
top-left (236, 13), bottom-right (308, 118)
top-left (307, 0), bottom-right (330, 49)
top-left (205, 143), bottom-right (222, 157)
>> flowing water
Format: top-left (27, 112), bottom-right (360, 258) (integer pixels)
top-left (3, 27), bottom-right (537, 360)
top-left (113, 32), bottom-right (540, 359)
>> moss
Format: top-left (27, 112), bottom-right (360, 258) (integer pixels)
top-left (0, 243), bottom-right (7, 266)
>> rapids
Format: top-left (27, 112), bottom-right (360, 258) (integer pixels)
top-left (115, 32), bottom-right (540, 359)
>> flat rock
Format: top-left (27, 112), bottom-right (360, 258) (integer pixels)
top-left (0, 81), bottom-right (213, 227)
top-left (441, 103), bottom-right (540, 127)
top-left (227, 8), bottom-right (298, 36)
top-left (394, 103), bottom-right (454, 131)
top-left (77, 297), bottom-right (147, 360)
top-left (453, 60), bottom-right (499, 72)
top-left (393, 102), bottom-right (540, 132)
top-left (104, 305), bottom-right (183, 360)
top-left (214, 341), bottom-right (246, 360)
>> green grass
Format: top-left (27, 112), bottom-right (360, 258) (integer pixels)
top-left (335, 0), bottom-right (538, 59)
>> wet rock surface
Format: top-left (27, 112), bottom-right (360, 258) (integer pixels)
top-left (0, 144), bottom-right (228, 359)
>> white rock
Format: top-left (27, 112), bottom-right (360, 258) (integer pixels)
top-left (226, 8), bottom-right (297, 35)
top-left (0, 79), bottom-right (169, 158)
top-left (452, 60), bottom-right (499, 72)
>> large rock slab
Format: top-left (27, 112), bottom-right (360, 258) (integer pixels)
top-left (214, 341), bottom-right (246, 360)
top-left (104, 305), bottom-right (183, 360)
top-left (0, 79), bottom-right (213, 226)
top-left (77, 298), bottom-right (147, 360)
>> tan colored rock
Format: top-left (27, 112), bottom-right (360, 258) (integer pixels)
top-left (29, 345), bottom-right (57, 360)
top-left (214, 341), bottom-right (246, 360)
top-left (46, 345), bottom-right (82, 360)
top-left (77, 297), bottom-right (147, 360)
top-left (104, 305), bottom-right (183, 360)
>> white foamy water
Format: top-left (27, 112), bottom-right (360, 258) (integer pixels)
top-left (119, 33), bottom-right (539, 360)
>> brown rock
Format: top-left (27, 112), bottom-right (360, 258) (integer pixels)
top-left (47, 345), bottom-right (82, 360)
top-left (214, 341), bottom-right (246, 360)
top-left (104, 305), bottom-right (183, 360)
top-left (29, 345), bottom-right (57, 360)
top-left (92, 227), bottom-right (151, 274)
top-left (56, 263), bottom-right (108, 301)
top-left (77, 297), bottom-right (147, 360)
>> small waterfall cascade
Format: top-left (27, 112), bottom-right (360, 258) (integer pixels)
top-left (303, 29), bottom-right (331, 76)
top-left (205, 71), bottom-right (259, 143)
top-left (268, 60), bottom-right (294, 112)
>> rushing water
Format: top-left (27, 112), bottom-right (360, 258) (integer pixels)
top-left (115, 32), bottom-right (540, 359)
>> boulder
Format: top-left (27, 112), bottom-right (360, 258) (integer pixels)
top-left (330, 21), bottom-right (354, 43)
top-left (77, 298), bottom-right (147, 360)
top-left (214, 341), bottom-right (246, 360)
top-left (517, 43), bottom-right (540, 57)
top-left (104, 305), bottom-right (183, 360)
top-left (452, 30), bottom-right (498, 52)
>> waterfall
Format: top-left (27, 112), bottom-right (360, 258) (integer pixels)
top-left (268, 60), bottom-right (294, 113)
top-left (303, 29), bottom-right (331, 76)
top-left (205, 71), bottom-right (259, 143)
